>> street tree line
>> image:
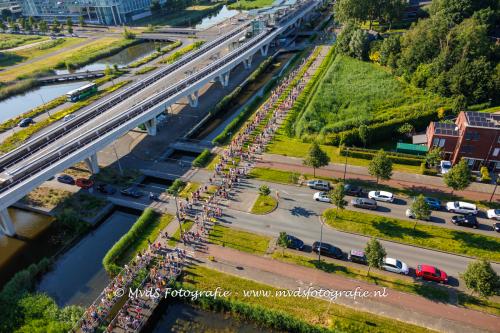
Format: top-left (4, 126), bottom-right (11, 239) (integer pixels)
top-left (0, 16), bottom-right (85, 35)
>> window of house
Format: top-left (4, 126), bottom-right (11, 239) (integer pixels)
top-left (439, 138), bottom-right (446, 147)
top-left (432, 138), bottom-right (439, 147)
top-left (467, 159), bottom-right (474, 167)
top-left (465, 132), bottom-right (472, 140)
top-left (494, 148), bottom-right (500, 157)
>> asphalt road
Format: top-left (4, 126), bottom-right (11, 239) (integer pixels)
top-left (222, 179), bottom-right (500, 287)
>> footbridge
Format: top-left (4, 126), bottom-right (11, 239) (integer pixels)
top-left (0, 0), bottom-right (320, 235)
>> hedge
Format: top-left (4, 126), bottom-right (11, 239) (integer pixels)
top-left (167, 179), bottom-right (187, 195)
top-left (102, 208), bottom-right (159, 276)
top-left (192, 149), bottom-right (212, 168)
top-left (339, 146), bottom-right (424, 166)
top-left (159, 41), bottom-right (204, 64)
top-left (127, 40), bottom-right (182, 68)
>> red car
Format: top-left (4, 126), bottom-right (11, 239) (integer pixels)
top-left (76, 178), bottom-right (94, 189)
top-left (416, 264), bottom-right (448, 284)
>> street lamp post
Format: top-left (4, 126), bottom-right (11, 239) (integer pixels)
top-left (112, 143), bottom-right (123, 176)
top-left (343, 147), bottom-right (349, 181)
top-left (490, 175), bottom-right (499, 202)
top-left (38, 94), bottom-right (51, 118)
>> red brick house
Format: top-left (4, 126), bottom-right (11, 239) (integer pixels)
top-left (426, 111), bottom-right (500, 170)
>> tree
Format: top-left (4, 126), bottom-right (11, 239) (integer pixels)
top-left (259, 185), bottom-right (271, 196)
top-left (104, 64), bottom-right (113, 76)
top-left (277, 232), bottom-right (291, 255)
top-left (151, 0), bottom-right (162, 14)
top-left (123, 27), bottom-right (135, 39)
top-left (365, 237), bottom-right (386, 275)
top-left (0, 21), bottom-right (6, 32)
top-left (51, 18), bottom-right (60, 33)
top-left (79, 15), bottom-right (85, 27)
top-left (39, 20), bottom-right (48, 34)
top-left (410, 195), bottom-right (431, 229)
top-left (303, 142), bottom-right (330, 177)
top-left (397, 123), bottom-right (414, 137)
top-left (425, 147), bottom-right (443, 168)
top-left (358, 124), bottom-right (369, 147)
top-left (379, 34), bottom-right (401, 68)
top-left (349, 29), bottom-right (370, 60)
top-left (334, 0), bottom-right (368, 24)
top-left (443, 159), bottom-right (471, 194)
top-left (329, 183), bottom-right (347, 226)
top-left (368, 149), bottom-right (393, 184)
top-left (461, 260), bottom-right (499, 297)
top-left (1, 8), bottom-right (12, 19)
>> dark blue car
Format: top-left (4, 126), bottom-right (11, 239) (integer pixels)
top-left (424, 197), bottom-right (442, 210)
top-left (57, 174), bottom-right (75, 185)
top-left (286, 234), bottom-right (304, 250)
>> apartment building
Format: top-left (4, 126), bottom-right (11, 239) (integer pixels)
top-left (426, 111), bottom-right (500, 170)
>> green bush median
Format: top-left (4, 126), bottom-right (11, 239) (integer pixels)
top-left (323, 209), bottom-right (500, 261)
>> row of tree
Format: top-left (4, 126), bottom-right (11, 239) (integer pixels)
top-left (335, 0), bottom-right (500, 107)
top-left (0, 16), bottom-right (86, 34)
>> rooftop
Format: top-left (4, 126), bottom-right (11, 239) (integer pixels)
top-left (433, 122), bottom-right (459, 136)
top-left (465, 111), bottom-right (500, 129)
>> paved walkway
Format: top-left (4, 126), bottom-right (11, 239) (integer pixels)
top-left (202, 244), bottom-right (500, 333)
top-left (257, 154), bottom-right (500, 202)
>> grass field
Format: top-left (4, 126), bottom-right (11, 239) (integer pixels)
top-left (0, 34), bottom-right (47, 50)
top-left (291, 54), bottom-right (447, 140)
top-left (250, 194), bottom-right (278, 214)
top-left (208, 224), bottom-right (271, 255)
top-left (228, 0), bottom-right (274, 9)
top-left (182, 266), bottom-right (434, 333)
top-left (323, 209), bottom-right (500, 261)
top-left (178, 182), bottom-right (201, 199)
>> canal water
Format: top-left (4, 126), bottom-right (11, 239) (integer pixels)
top-left (0, 81), bottom-right (90, 123)
top-left (37, 210), bottom-right (138, 307)
top-left (0, 208), bottom-right (56, 287)
top-left (152, 302), bottom-right (278, 333)
top-left (55, 41), bottom-right (166, 75)
top-left (194, 5), bottom-right (239, 30)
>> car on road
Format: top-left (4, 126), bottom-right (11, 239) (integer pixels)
top-left (344, 183), bottom-right (363, 197)
top-left (306, 180), bottom-right (331, 191)
top-left (348, 249), bottom-right (367, 265)
top-left (313, 191), bottom-right (331, 203)
top-left (18, 118), bottom-right (34, 127)
top-left (446, 201), bottom-right (478, 215)
top-left (368, 190), bottom-right (394, 203)
top-left (440, 160), bottom-right (452, 174)
top-left (120, 187), bottom-right (144, 198)
top-left (416, 264), bottom-right (448, 283)
top-left (97, 183), bottom-right (116, 195)
top-left (57, 174), bottom-right (75, 185)
top-left (451, 215), bottom-right (479, 228)
top-left (494, 223), bottom-right (500, 232)
top-left (312, 242), bottom-right (344, 259)
top-left (423, 197), bottom-right (442, 210)
top-left (382, 257), bottom-right (409, 275)
top-left (76, 178), bottom-right (94, 189)
top-left (286, 234), bottom-right (304, 250)
top-left (350, 198), bottom-right (377, 210)
top-left (486, 209), bottom-right (500, 220)
top-left (405, 208), bottom-right (431, 220)
top-left (63, 114), bottom-right (75, 122)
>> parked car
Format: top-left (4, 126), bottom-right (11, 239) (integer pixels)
top-left (97, 183), bottom-right (116, 194)
top-left (120, 187), bottom-right (144, 198)
top-left (286, 234), bottom-right (304, 250)
top-left (440, 160), bottom-right (452, 174)
top-left (348, 249), bottom-right (367, 265)
top-left (306, 179), bottom-right (331, 191)
top-left (486, 209), bottom-right (500, 220)
top-left (446, 201), bottom-right (478, 215)
top-left (350, 198), bottom-right (377, 210)
top-left (416, 264), bottom-right (448, 283)
top-left (76, 178), bottom-right (94, 189)
top-left (313, 191), bottom-right (331, 203)
top-left (18, 118), bottom-right (34, 127)
top-left (312, 242), bottom-right (344, 259)
top-left (63, 114), bottom-right (75, 122)
top-left (368, 190), bottom-right (394, 203)
top-left (57, 174), bottom-right (75, 185)
top-left (451, 215), bottom-right (479, 228)
top-left (344, 184), bottom-right (363, 197)
top-left (494, 223), bottom-right (500, 232)
top-left (382, 258), bottom-right (409, 275)
top-left (405, 208), bottom-right (431, 221)
top-left (423, 197), bottom-right (442, 210)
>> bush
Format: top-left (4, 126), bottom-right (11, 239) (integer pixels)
top-left (192, 149), bottom-right (212, 168)
top-left (259, 185), bottom-right (271, 196)
top-left (102, 208), bottom-right (159, 276)
top-left (340, 146), bottom-right (424, 166)
top-left (128, 40), bottom-right (182, 68)
top-left (480, 166), bottom-right (491, 183)
top-left (168, 179), bottom-right (186, 195)
top-left (159, 41), bottom-right (204, 64)
top-left (420, 161), bottom-right (438, 176)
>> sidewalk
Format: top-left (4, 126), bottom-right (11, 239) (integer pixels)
top-left (258, 154), bottom-right (500, 202)
top-left (202, 244), bottom-right (500, 333)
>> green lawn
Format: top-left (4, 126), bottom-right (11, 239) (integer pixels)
top-left (135, 65), bottom-right (156, 75)
top-left (228, 0), bottom-right (274, 9)
top-left (208, 224), bottom-right (271, 255)
top-left (272, 250), bottom-right (450, 302)
top-left (117, 214), bottom-right (173, 265)
top-left (182, 266), bottom-right (435, 333)
top-left (178, 182), bottom-right (201, 199)
top-left (250, 194), bottom-right (278, 214)
top-left (323, 209), bottom-right (500, 261)
top-left (168, 220), bottom-right (195, 246)
top-left (0, 34), bottom-right (47, 50)
top-left (249, 167), bottom-right (338, 185)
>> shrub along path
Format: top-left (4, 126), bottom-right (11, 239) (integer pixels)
top-left (256, 153), bottom-right (500, 202)
top-left (202, 244), bottom-right (500, 333)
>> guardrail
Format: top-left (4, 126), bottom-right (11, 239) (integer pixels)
top-left (0, 23), bottom-right (250, 172)
top-left (0, 1), bottom-right (319, 197)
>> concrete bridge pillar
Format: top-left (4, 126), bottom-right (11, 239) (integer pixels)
top-left (218, 71), bottom-right (230, 88)
top-left (145, 117), bottom-right (158, 136)
top-left (188, 91), bottom-right (199, 108)
top-left (260, 44), bottom-right (270, 57)
top-left (84, 153), bottom-right (100, 174)
top-left (0, 209), bottom-right (15, 237)
top-left (243, 55), bottom-right (253, 70)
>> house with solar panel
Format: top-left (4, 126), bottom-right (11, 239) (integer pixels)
top-left (426, 111), bottom-right (500, 171)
